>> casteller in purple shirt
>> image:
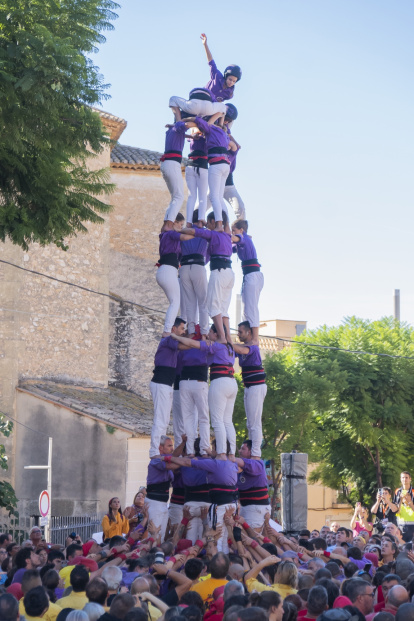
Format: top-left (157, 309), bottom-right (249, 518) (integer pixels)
top-left (205, 59), bottom-right (235, 103)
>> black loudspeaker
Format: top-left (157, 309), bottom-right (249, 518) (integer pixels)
top-left (281, 452), bottom-right (308, 533)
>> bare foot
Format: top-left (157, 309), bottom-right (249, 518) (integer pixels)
top-left (216, 454), bottom-right (227, 461)
top-left (161, 221), bottom-right (174, 232)
top-left (215, 221), bottom-right (223, 231)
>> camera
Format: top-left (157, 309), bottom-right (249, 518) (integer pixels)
top-left (154, 551), bottom-right (165, 564)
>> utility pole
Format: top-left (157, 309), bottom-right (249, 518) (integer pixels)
top-left (24, 437), bottom-right (52, 542)
top-left (394, 289), bottom-right (400, 322)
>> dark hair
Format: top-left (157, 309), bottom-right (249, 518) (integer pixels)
top-left (346, 578), bottom-right (371, 603)
top-left (242, 439), bottom-right (252, 451)
top-left (297, 588), bottom-right (310, 601)
top-left (180, 590), bottom-right (205, 614)
top-left (6, 543), bottom-right (17, 555)
top-left (70, 565), bottom-right (89, 592)
top-left (324, 562), bottom-right (341, 577)
top-left (107, 497), bottom-right (124, 523)
top-left (344, 562), bottom-right (359, 579)
top-left (125, 609), bottom-right (149, 621)
top-left (86, 577), bottom-right (108, 605)
top-left (314, 568), bottom-right (332, 581)
top-left (174, 317), bottom-right (186, 328)
top-left (383, 573), bottom-right (401, 584)
top-left (192, 209), bottom-right (199, 224)
top-left (39, 563), bottom-right (55, 581)
top-left (210, 552), bottom-right (230, 579)
top-left (210, 323), bottom-right (233, 355)
top-left (42, 568), bottom-right (60, 590)
top-left (181, 605), bottom-right (203, 621)
top-left (375, 613), bottom-right (396, 621)
top-left (337, 527), bottom-right (351, 536)
top-left (348, 546), bottom-right (362, 560)
top-left (0, 535), bottom-right (10, 546)
top-left (284, 594), bottom-right (302, 611)
top-left (110, 593), bottom-right (136, 618)
top-left (315, 578), bottom-right (339, 609)
top-left (396, 603), bottom-right (414, 621)
top-left (15, 547), bottom-right (32, 569)
top-left (24, 586), bottom-right (49, 617)
top-left (207, 210), bottom-right (228, 225)
top-left (175, 212), bottom-right (185, 223)
top-left (66, 543), bottom-right (82, 559)
top-left (307, 585), bottom-right (328, 615)
top-left (232, 219), bottom-right (248, 233)
top-left (185, 558), bottom-right (204, 580)
top-left (0, 593), bottom-right (19, 621)
top-left (238, 321), bottom-right (252, 334)
top-left (382, 487), bottom-right (392, 494)
top-left (282, 600), bottom-right (298, 621)
top-left (402, 471), bottom-right (411, 477)
top-left (237, 608), bottom-right (268, 621)
top-left (21, 568), bottom-right (41, 593)
top-left (48, 549), bottom-right (64, 563)
top-left (224, 595), bottom-right (248, 610)
top-left (310, 537), bottom-right (327, 551)
top-left (249, 591), bottom-right (281, 611)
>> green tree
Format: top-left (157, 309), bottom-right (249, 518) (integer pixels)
top-left (296, 317), bottom-right (414, 500)
top-left (0, 0), bottom-right (119, 250)
top-left (0, 416), bottom-right (18, 515)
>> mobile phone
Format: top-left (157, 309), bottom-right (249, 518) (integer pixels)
top-left (363, 563), bottom-right (371, 572)
top-left (69, 532), bottom-right (77, 539)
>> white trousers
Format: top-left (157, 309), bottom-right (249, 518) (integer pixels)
top-left (168, 502), bottom-right (183, 526)
top-left (180, 264), bottom-right (209, 335)
top-left (223, 184), bottom-right (246, 219)
top-left (242, 271), bottom-right (264, 328)
top-left (208, 163), bottom-right (229, 222)
top-left (209, 503), bottom-right (237, 553)
top-left (169, 96), bottom-right (227, 117)
top-left (244, 384), bottom-right (267, 457)
top-left (185, 166), bottom-right (208, 223)
top-left (209, 377), bottom-right (238, 454)
top-left (146, 498), bottom-right (169, 542)
top-left (179, 380), bottom-right (210, 455)
top-left (156, 265), bottom-right (180, 333)
top-left (160, 160), bottom-right (184, 222)
top-left (149, 382), bottom-right (173, 457)
top-left (172, 389), bottom-right (185, 448)
top-left (240, 504), bottom-right (271, 529)
top-left (207, 269), bottom-right (235, 319)
top-left (184, 500), bottom-right (211, 544)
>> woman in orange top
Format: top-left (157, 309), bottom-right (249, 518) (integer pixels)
top-left (101, 497), bottom-right (129, 541)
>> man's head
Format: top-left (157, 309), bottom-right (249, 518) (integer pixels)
top-left (70, 565), bottom-right (89, 592)
top-left (185, 558), bottom-right (204, 581)
top-left (308, 558), bottom-right (325, 574)
top-left (336, 527), bottom-right (352, 545)
top-left (310, 537), bottom-right (327, 551)
top-left (346, 578), bottom-right (374, 615)
top-left (21, 569), bottom-right (42, 594)
top-left (0, 593), bottom-right (19, 621)
top-left (224, 581), bottom-right (244, 601)
top-left (171, 317), bottom-right (186, 337)
top-left (15, 547), bottom-right (40, 570)
top-left (0, 534), bottom-right (13, 549)
top-left (384, 522), bottom-right (401, 539)
top-left (326, 532), bottom-right (336, 547)
top-left (101, 565), bottom-right (123, 592)
top-left (29, 527), bottom-right (42, 546)
top-left (232, 220), bottom-right (248, 236)
top-left (381, 538), bottom-right (397, 559)
top-left (306, 585), bottom-right (328, 616)
top-left (330, 522), bottom-right (340, 532)
top-left (319, 526), bottom-right (329, 539)
top-left (109, 593), bottom-right (136, 620)
top-left (387, 585), bottom-right (409, 609)
top-left (396, 603), bottom-right (414, 621)
top-left (210, 552), bottom-right (230, 579)
top-left (227, 564), bottom-right (245, 581)
top-left (401, 471), bottom-right (412, 489)
top-left (159, 435), bottom-right (174, 456)
top-left (86, 577), bottom-right (108, 605)
top-left (310, 529), bottom-right (320, 539)
top-left (131, 577), bottom-right (152, 596)
top-left (237, 322), bottom-right (252, 344)
top-left (206, 210), bottom-right (228, 229)
top-left (47, 549), bottom-right (65, 571)
top-left (23, 586), bottom-right (49, 618)
top-left (238, 440), bottom-right (252, 459)
top-left (66, 543), bottom-right (83, 561)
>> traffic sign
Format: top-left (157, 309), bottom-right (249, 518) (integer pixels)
top-left (39, 490), bottom-right (50, 518)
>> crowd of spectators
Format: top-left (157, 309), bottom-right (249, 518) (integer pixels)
top-left (1, 470), bottom-right (414, 621)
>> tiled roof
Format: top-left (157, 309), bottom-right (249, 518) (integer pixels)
top-left (111, 144), bottom-right (188, 171)
top-left (91, 107), bottom-right (127, 142)
top-left (17, 380), bottom-right (165, 437)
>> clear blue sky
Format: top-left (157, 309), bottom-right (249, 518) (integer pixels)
top-left (94, 0), bottom-right (414, 330)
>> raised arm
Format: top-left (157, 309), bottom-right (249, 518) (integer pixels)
top-left (208, 111), bottom-right (225, 125)
top-left (170, 333), bottom-right (202, 349)
top-left (200, 33), bottom-right (213, 63)
top-left (244, 555), bottom-right (280, 582)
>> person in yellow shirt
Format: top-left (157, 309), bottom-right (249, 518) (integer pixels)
top-left (19, 570), bottom-right (62, 621)
top-left (190, 552), bottom-right (228, 607)
top-left (101, 497), bottom-right (129, 541)
top-left (244, 556), bottom-right (298, 601)
top-left (56, 566), bottom-right (89, 610)
top-left (59, 543), bottom-right (84, 588)
top-left (22, 586), bottom-right (52, 621)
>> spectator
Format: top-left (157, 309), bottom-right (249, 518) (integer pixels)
top-left (190, 553), bottom-right (229, 602)
top-left (67, 612), bottom-right (89, 621)
top-left (346, 578), bottom-right (375, 617)
top-left (101, 498), bottom-right (129, 542)
top-left (249, 591), bottom-right (283, 621)
top-left (336, 528), bottom-right (353, 548)
top-left (300, 585), bottom-right (328, 619)
top-left (48, 550), bottom-right (65, 573)
top-left (244, 558), bottom-right (298, 599)
top-left (85, 577), bottom-right (108, 607)
top-left (59, 543), bottom-right (83, 588)
top-left (395, 603), bottom-right (414, 620)
top-left (29, 527), bottom-right (46, 550)
top-left (101, 566), bottom-right (123, 607)
top-left (0, 592), bottom-right (19, 621)
top-left (83, 602), bottom-right (106, 621)
top-left (57, 565), bottom-right (89, 609)
top-left (12, 548), bottom-right (40, 584)
top-left (24, 585), bottom-right (50, 619)
top-left (380, 539), bottom-right (398, 564)
top-left (351, 503), bottom-right (373, 537)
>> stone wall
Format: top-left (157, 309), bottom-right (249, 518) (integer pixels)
top-left (108, 168), bottom-right (186, 397)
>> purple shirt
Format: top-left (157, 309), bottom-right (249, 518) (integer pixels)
top-left (238, 458), bottom-right (268, 490)
top-left (165, 121), bottom-right (186, 153)
top-left (12, 568), bottom-right (26, 584)
top-left (189, 133), bottom-right (207, 155)
top-left (205, 59), bottom-right (235, 102)
top-left (228, 146), bottom-right (239, 175)
top-left (154, 336), bottom-right (179, 368)
top-left (233, 233), bottom-right (258, 261)
top-left (237, 345), bottom-right (262, 368)
top-left (172, 469), bottom-right (184, 488)
top-left (159, 230), bottom-right (181, 257)
top-left (205, 341), bottom-right (235, 366)
top-left (181, 341), bottom-right (209, 367)
top-left (194, 228), bottom-right (232, 257)
top-left (182, 463), bottom-right (208, 487)
top-left (146, 458), bottom-right (174, 486)
top-left (190, 458), bottom-right (238, 486)
top-left (195, 117), bottom-right (230, 155)
top-left (181, 236), bottom-right (209, 259)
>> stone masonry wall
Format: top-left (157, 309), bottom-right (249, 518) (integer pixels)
top-left (108, 168), bottom-right (187, 398)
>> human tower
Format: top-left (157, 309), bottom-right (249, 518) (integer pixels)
top-left (145, 35), bottom-right (269, 551)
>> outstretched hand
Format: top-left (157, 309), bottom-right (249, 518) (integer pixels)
top-left (200, 33), bottom-right (207, 45)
